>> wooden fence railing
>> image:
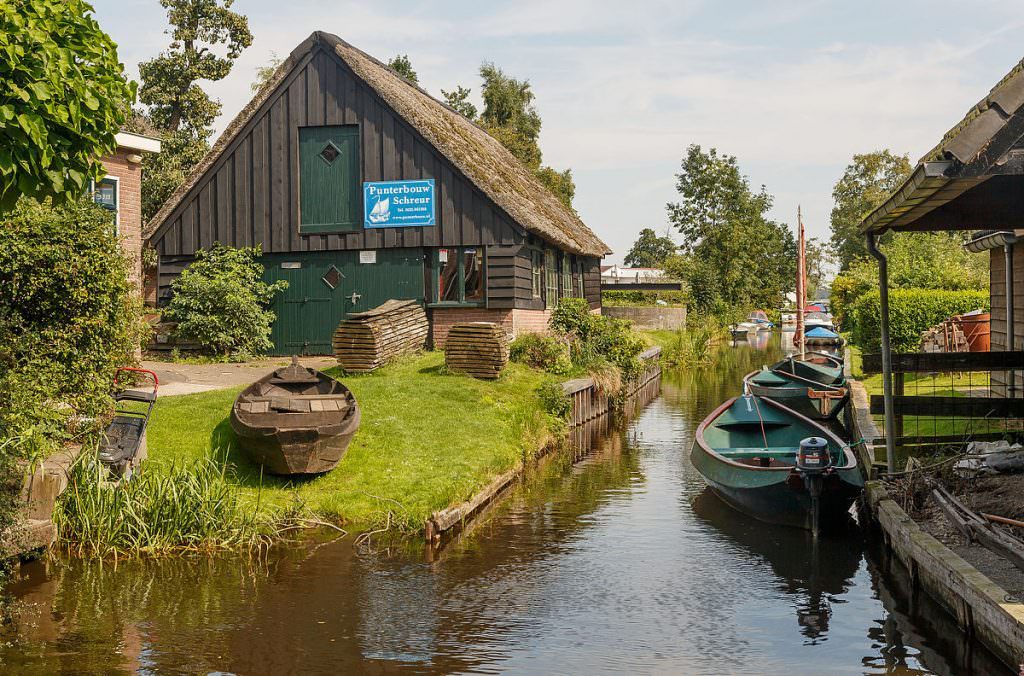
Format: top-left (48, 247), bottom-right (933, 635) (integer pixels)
top-left (561, 346), bottom-right (662, 428)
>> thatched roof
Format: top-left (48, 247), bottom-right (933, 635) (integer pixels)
top-left (145, 31), bottom-right (610, 257)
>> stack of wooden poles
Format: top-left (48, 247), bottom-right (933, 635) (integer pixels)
top-left (444, 323), bottom-right (510, 379)
top-left (333, 299), bottom-right (428, 373)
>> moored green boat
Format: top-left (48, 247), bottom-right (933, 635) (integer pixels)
top-left (691, 394), bottom-right (863, 531)
top-left (771, 354), bottom-right (845, 387)
top-left (743, 367), bottom-right (849, 422)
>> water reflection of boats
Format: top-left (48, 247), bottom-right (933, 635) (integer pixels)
top-left (691, 489), bottom-right (862, 641)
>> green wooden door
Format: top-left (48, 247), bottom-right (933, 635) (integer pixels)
top-left (299, 125), bottom-right (361, 233)
top-left (262, 249), bottom-right (424, 355)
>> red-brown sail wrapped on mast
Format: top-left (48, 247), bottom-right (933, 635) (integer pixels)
top-left (795, 206), bottom-right (805, 353)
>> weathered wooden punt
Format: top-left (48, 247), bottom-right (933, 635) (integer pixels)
top-left (771, 354), bottom-right (845, 387)
top-left (691, 394), bottom-right (863, 530)
top-left (743, 367), bottom-right (849, 422)
top-left (230, 357), bottom-right (360, 475)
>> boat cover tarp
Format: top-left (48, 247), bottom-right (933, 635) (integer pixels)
top-left (751, 369), bottom-right (792, 386)
top-left (715, 396), bottom-right (793, 428)
top-left (805, 326), bottom-right (839, 339)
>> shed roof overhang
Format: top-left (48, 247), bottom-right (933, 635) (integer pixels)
top-left (860, 57), bottom-right (1024, 236)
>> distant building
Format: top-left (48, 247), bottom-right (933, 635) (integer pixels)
top-left (600, 265), bottom-right (666, 285)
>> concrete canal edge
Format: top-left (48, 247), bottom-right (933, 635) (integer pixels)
top-left (424, 347), bottom-right (662, 542)
top-left (865, 481), bottom-right (1024, 668)
top-left (11, 443), bottom-right (85, 559)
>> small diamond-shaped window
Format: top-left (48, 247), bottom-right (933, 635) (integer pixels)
top-left (322, 265), bottom-right (342, 290)
top-left (319, 141), bottom-right (341, 165)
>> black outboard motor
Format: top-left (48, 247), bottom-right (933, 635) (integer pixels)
top-left (797, 437), bottom-right (831, 536)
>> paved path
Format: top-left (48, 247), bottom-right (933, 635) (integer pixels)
top-left (142, 356), bottom-right (337, 396)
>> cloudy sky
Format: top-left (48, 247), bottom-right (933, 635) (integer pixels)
top-left (93, 0), bottom-right (1023, 262)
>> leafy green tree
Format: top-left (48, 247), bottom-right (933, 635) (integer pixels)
top-left (164, 244), bottom-right (287, 359)
top-left (477, 63), bottom-right (576, 208)
top-left (829, 150), bottom-right (911, 270)
top-left (666, 145), bottom-right (795, 315)
top-left (441, 85), bottom-right (478, 119)
top-left (624, 228), bottom-right (677, 268)
top-left (0, 0), bottom-right (135, 209)
top-left (251, 52), bottom-right (282, 93)
top-left (137, 0), bottom-right (252, 221)
top-left (805, 236), bottom-right (833, 299)
top-left (387, 54), bottom-right (418, 84)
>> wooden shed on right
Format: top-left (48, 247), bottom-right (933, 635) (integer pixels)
top-left (860, 57), bottom-right (1024, 398)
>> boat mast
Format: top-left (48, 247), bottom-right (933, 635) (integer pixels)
top-left (796, 206), bottom-right (806, 356)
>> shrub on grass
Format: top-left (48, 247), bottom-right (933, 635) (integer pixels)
top-left (850, 288), bottom-right (990, 352)
top-left (537, 381), bottom-right (572, 420)
top-left (164, 244), bottom-right (287, 360)
top-left (549, 298), bottom-right (645, 378)
top-left (510, 333), bottom-right (572, 374)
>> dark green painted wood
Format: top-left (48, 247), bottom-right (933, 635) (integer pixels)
top-left (262, 248), bottom-right (424, 355)
top-left (298, 125), bottom-right (361, 233)
top-left (861, 350), bottom-right (1024, 374)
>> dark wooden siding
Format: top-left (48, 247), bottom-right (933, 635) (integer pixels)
top-left (150, 47), bottom-right (525, 257)
top-left (990, 244), bottom-right (1024, 396)
top-left (583, 257), bottom-right (602, 309)
top-left (484, 244), bottom-right (543, 311)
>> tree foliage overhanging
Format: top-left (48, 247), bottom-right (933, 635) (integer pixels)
top-left (829, 149), bottom-right (911, 270)
top-left (439, 61), bottom-right (576, 208)
top-left (0, 0), bottom-right (135, 209)
top-left (136, 0), bottom-right (252, 222)
top-left (663, 145), bottom-right (796, 317)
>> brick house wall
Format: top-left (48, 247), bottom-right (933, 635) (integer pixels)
top-left (430, 307), bottom-right (571, 347)
top-left (100, 149), bottom-right (144, 289)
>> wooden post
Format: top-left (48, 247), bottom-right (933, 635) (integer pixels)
top-left (893, 372), bottom-right (905, 442)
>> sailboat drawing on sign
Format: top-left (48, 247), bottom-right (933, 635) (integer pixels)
top-left (368, 197), bottom-right (390, 224)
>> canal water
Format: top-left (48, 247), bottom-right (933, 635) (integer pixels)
top-left (2, 337), bottom-right (1011, 674)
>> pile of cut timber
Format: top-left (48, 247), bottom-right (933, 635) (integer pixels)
top-left (445, 323), bottom-right (509, 379)
top-left (333, 299), bottom-right (428, 373)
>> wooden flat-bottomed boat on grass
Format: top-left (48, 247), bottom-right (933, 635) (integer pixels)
top-left (230, 357), bottom-right (360, 475)
top-left (691, 394), bottom-right (863, 532)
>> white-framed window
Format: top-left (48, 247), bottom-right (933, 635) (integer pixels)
top-left (91, 176), bottom-right (120, 233)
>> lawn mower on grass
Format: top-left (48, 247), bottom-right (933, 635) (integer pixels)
top-left (98, 367), bottom-right (158, 480)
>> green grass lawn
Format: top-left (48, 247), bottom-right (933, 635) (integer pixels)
top-left (847, 345), bottom-right (1002, 443)
top-left (144, 351), bottom-right (555, 533)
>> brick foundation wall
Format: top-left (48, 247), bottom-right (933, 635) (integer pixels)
top-left (511, 309), bottom-right (552, 335)
top-left (430, 307), bottom-right (563, 347)
top-left (430, 308), bottom-right (514, 347)
top-left (101, 149), bottom-right (143, 290)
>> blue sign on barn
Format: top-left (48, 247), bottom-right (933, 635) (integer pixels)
top-left (363, 179), bottom-right (436, 228)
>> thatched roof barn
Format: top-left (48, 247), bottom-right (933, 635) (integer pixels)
top-left (146, 32), bottom-right (609, 353)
